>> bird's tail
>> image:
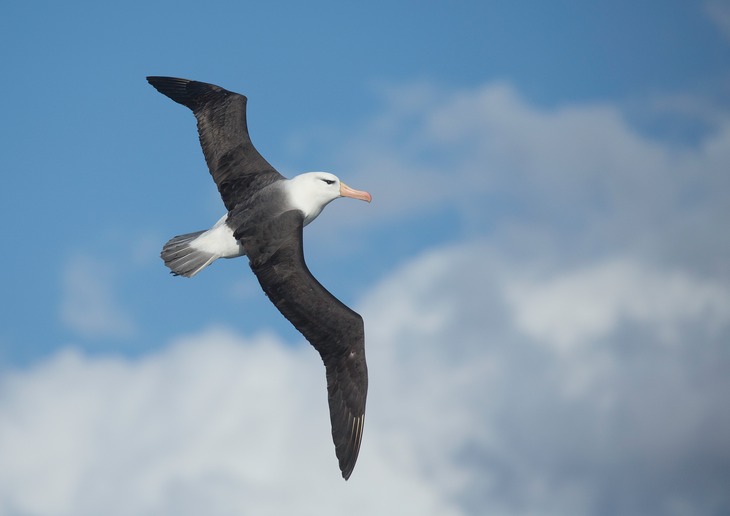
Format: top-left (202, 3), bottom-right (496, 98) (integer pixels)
top-left (161, 231), bottom-right (217, 278)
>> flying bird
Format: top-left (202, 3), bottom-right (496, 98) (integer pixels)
top-left (147, 76), bottom-right (371, 480)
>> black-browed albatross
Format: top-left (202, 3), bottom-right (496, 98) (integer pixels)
top-left (147, 76), bottom-right (371, 480)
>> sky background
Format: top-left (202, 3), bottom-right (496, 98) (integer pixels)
top-left (1, 1), bottom-right (729, 514)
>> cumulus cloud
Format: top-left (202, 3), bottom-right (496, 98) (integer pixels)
top-left (0, 327), bottom-right (460, 516)
top-left (2, 242), bottom-right (729, 515)
top-left (362, 243), bottom-right (730, 515)
top-left (59, 253), bottom-right (136, 339)
top-left (504, 258), bottom-right (730, 352)
top-left (312, 81), bottom-right (730, 273)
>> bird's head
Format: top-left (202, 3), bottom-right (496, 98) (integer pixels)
top-left (288, 172), bottom-right (372, 225)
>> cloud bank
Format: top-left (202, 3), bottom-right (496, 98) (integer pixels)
top-left (2, 243), bottom-right (729, 515)
top-left (322, 81), bottom-right (730, 269)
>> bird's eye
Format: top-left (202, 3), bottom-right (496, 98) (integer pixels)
top-left (321, 179), bottom-right (336, 185)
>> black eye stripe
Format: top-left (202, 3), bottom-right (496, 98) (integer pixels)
top-left (321, 179), bottom-right (336, 185)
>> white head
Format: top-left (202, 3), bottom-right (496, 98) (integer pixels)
top-left (286, 172), bottom-right (372, 226)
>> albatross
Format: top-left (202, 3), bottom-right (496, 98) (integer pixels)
top-left (147, 76), bottom-right (371, 480)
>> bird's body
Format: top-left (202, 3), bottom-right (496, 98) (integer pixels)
top-left (147, 76), bottom-right (370, 479)
top-left (160, 173), bottom-right (352, 277)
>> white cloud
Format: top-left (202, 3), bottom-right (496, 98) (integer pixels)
top-left (59, 253), bottom-right (136, 339)
top-left (309, 80), bottom-right (730, 275)
top-left (362, 243), bottom-right (730, 515)
top-left (6, 241), bottom-right (730, 515)
top-left (504, 258), bottom-right (730, 352)
top-left (0, 327), bottom-right (461, 516)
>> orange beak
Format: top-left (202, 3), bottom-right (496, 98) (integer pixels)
top-left (340, 182), bottom-right (372, 203)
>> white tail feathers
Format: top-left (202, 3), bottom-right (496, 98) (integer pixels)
top-left (161, 215), bottom-right (245, 278)
top-left (161, 231), bottom-right (217, 277)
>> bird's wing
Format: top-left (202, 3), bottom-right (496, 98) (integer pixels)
top-left (147, 76), bottom-right (284, 211)
top-left (236, 210), bottom-right (368, 480)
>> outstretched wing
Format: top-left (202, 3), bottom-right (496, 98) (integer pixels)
top-left (146, 76), bottom-right (284, 211)
top-left (237, 210), bottom-right (368, 480)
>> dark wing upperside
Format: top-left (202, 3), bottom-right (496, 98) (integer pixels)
top-left (146, 76), bottom-right (284, 211)
top-left (236, 210), bottom-right (368, 480)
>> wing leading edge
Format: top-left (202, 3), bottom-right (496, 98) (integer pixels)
top-left (146, 76), bottom-right (284, 211)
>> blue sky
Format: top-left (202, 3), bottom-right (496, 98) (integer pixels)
top-left (1, 0), bottom-right (727, 364)
top-left (1, 1), bottom-right (729, 515)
